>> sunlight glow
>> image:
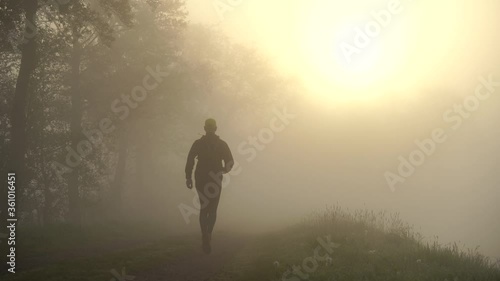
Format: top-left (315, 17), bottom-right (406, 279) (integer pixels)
top-left (213, 0), bottom-right (476, 104)
top-left (299, 1), bottom-right (414, 102)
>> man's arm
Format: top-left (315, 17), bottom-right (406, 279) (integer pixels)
top-left (222, 141), bottom-right (234, 173)
top-left (185, 140), bottom-right (198, 180)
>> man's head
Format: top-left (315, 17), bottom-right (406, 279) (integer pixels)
top-left (204, 118), bottom-right (217, 133)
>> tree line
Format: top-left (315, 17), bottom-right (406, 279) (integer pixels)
top-left (0, 0), bottom-right (299, 227)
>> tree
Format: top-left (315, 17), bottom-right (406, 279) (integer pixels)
top-left (5, 0), bottom-right (38, 201)
top-left (56, 0), bottom-right (133, 224)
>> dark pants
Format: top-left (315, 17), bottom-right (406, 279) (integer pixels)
top-left (195, 172), bottom-right (223, 235)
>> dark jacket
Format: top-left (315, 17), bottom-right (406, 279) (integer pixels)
top-left (185, 133), bottom-right (234, 180)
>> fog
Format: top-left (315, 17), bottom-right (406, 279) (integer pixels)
top-left (167, 0), bottom-right (500, 259)
top-left (2, 0), bottom-right (499, 272)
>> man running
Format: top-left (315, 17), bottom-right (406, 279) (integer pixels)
top-left (185, 118), bottom-right (234, 254)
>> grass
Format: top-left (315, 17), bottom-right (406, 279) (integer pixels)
top-left (2, 221), bottom-right (198, 281)
top-left (3, 206), bottom-right (499, 281)
top-left (209, 205), bottom-right (500, 281)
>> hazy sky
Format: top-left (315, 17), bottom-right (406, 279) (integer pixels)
top-left (187, 0), bottom-right (500, 103)
top-left (180, 0), bottom-right (500, 260)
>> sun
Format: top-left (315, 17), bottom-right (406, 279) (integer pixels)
top-left (296, 0), bottom-right (469, 105)
top-left (297, 0), bottom-right (415, 103)
top-left (222, 0), bottom-right (466, 104)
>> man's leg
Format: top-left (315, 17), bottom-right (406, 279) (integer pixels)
top-left (200, 175), bottom-right (222, 254)
top-left (206, 186), bottom-right (221, 235)
top-left (205, 173), bottom-right (222, 250)
top-left (199, 205), bottom-right (209, 235)
top-left (196, 179), bottom-right (211, 253)
top-left (196, 185), bottom-right (209, 235)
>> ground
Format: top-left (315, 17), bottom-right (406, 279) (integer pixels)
top-left (2, 208), bottom-right (499, 281)
top-left (139, 233), bottom-right (248, 281)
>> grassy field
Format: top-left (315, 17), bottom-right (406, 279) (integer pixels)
top-left (1, 222), bottom-right (198, 281)
top-left (2, 206), bottom-right (499, 281)
top-left (209, 206), bottom-right (500, 281)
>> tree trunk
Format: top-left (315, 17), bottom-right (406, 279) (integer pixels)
top-left (67, 26), bottom-right (83, 225)
top-left (3, 0), bottom-right (38, 267)
top-left (8, 0), bottom-right (38, 186)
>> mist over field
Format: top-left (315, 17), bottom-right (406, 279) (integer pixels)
top-left (181, 0), bottom-right (500, 260)
top-left (1, 0), bottom-right (499, 279)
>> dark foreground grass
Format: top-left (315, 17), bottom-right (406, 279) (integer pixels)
top-left (3, 207), bottom-right (499, 281)
top-left (209, 206), bottom-right (500, 281)
top-left (2, 221), bottom-right (197, 281)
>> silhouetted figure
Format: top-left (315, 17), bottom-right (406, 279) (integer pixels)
top-left (185, 118), bottom-right (234, 254)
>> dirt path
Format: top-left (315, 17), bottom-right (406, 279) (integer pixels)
top-left (138, 233), bottom-right (248, 281)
